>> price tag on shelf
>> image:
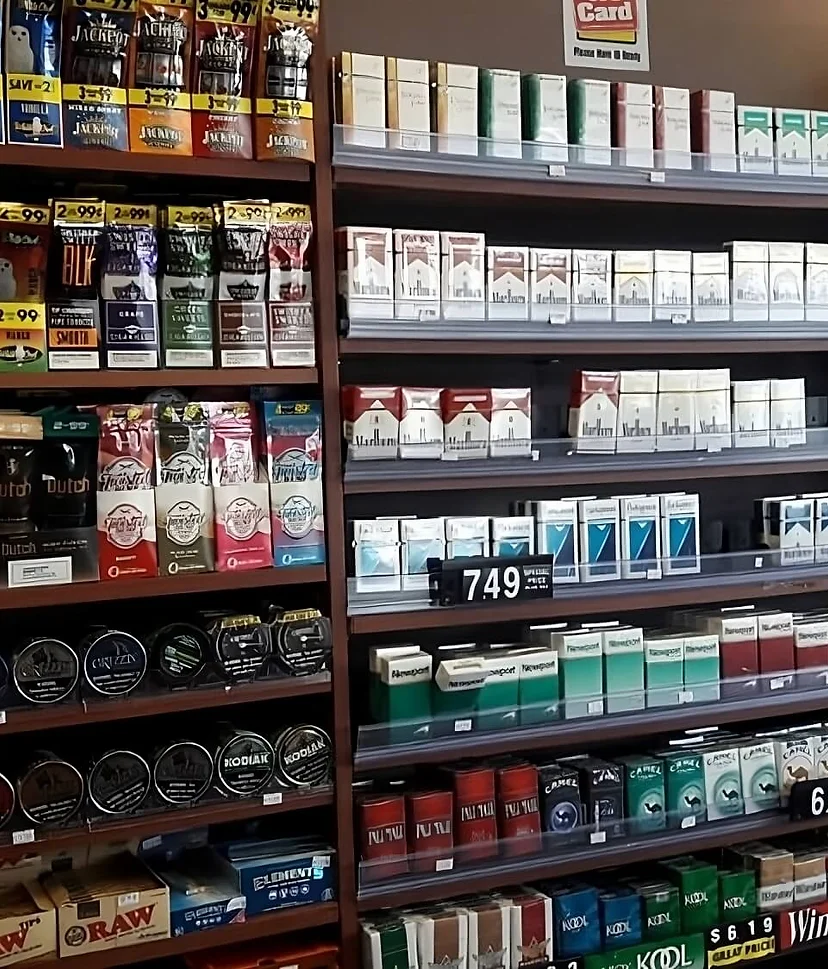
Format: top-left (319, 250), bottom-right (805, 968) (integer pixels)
top-left (789, 779), bottom-right (828, 820)
top-left (681, 816), bottom-right (696, 829)
top-left (142, 836), bottom-right (162, 851)
top-left (435, 858), bottom-right (454, 872)
top-left (649, 171), bottom-right (666, 183)
top-left (429, 554), bottom-right (555, 607)
top-left (647, 568), bottom-right (662, 580)
top-left (118, 892), bottom-right (140, 907)
top-left (754, 556), bottom-right (764, 568)
top-left (312, 855), bottom-right (331, 868)
top-left (0, 712), bottom-right (6, 726)
top-left (770, 676), bottom-right (789, 691)
top-left (707, 442), bottom-right (723, 453)
top-left (263, 792), bottom-right (283, 806)
top-left (590, 831), bottom-right (607, 845)
top-left (588, 700), bottom-right (603, 715)
top-left (678, 690), bottom-right (694, 704)
top-left (11, 830), bottom-right (34, 845)
top-left (454, 719), bottom-right (472, 733)
top-left (531, 449), bottom-right (540, 461)
top-left (549, 313), bottom-right (567, 326)
top-left (548, 165), bottom-right (566, 178)
top-left (671, 313), bottom-right (689, 324)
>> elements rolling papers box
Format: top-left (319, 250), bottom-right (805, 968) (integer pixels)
top-left (152, 850), bottom-right (245, 936)
top-left (728, 242), bottom-right (769, 322)
top-left (682, 634), bottom-right (719, 701)
top-left (568, 78), bottom-right (610, 166)
top-left (222, 841), bottom-right (335, 914)
top-left (522, 73), bottom-right (567, 162)
top-left (441, 232), bottom-right (485, 320)
top-left (769, 242), bottom-right (804, 321)
top-left (487, 247), bottom-right (529, 320)
top-left (614, 251), bottom-right (654, 323)
top-left (479, 68), bottom-right (521, 158)
top-left (343, 386), bottom-right (400, 461)
top-left (733, 379), bottom-right (770, 448)
top-left (740, 740), bottom-right (779, 814)
top-left (551, 882), bottom-right (600, 958)
top-left (659, 858), bottom-right (719, 933)
top-left (655, 86), bottom-right (691, 170)
top-left (393, 230), bottom-right (439, 320)
top-left (618, 370), bottom-right (657, 453)
top-left (433, 63), bottom-right (477, 156)
top-left (400, 387), bottom-right (442, 459)
top-left (620, 495), bottom-right (660, 578)
top-left (534, 499), bottom-right (578, 582)
top-left (645, 634), bottom-right (684, 708)
top-left (703, 745), bottom-right (745, 821)
top-left (738, 105), bottom-right (773, 173)
top-left (530, 248), bottom-right (570, 322)
top-left (572, 250), bottom-right (611, 321)
top-left (612, 82), bottom-right (653, 169)
top-left (387, 57), bottom-right (429, 152)
top-left (337, 226), bottom-right (392, 320)
top-left (552, 628), bottom-right (603, 719)
top-left (719, 870), bottom-right (757, 921)
top-left (657, 370), bottom-right (695, 451)
top-left (568, 370), bottom-right (619, 453)
top-left (538, 763), bottom-right (583, 838)
top-left (339, 52), bottom-right (385, 149)
top-left (490, 388), bottom-right (531, 458)
top-left (579, 497), bottom-right (620, 582)
top-left (660, 492), bottom-right (700, 574)
top-left (691, 89), bottom-right (736, 172)
top-left (601, 624), bottom-right (644, 712)
top-left (692, 252), bottom-right (730, 322)
top-left (659, 749), bottom-right (706, 827)
top-left (617, 755), bottom-right (665, 834)
top-left (776, 108), bottom-right (812, 175)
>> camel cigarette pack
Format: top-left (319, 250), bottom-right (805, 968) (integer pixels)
top-left (538, 764), bottom-right (583, 838)
top-left (655, 86), bottom-right (690, 169)
top-left (739, 740), bottom-right (779, 814)
top-left (614, 250), bottom-right (653, 323)
top-left (571, 249), bottom-right (611, 321)
top-left (552, 628), bottom-right (603, 719)
top-left (658, 749), bottom-right (705, 827)
top-left (618, 756), bottom-right (665, 834)
top-left (703, 745), bottom-right (744, 821)
top-left (568, 370), bottom-right (619, 454)
top-left (337, 226), bottom-right (392, 320)
top-left (775, 108), bottom-right (811, 176)
top-left (617, 370), bottom-right (657, 453)
top-left (560, 756), bottom-right (624, 838)
top-left (222, 840), bottom-right (335, 916)
top-left (487, 246), bottom-right (528, 320)
top-left (393, 229), bottom-right (439, 320)
top-left (690, 89), bottom-right (736, 171)
top-left (728, 242), bottom-right (769, 322)
top-left (813, 111), bottom-right (828, 175)
top-left (738, 105), bottom-right (773, 174)
top-left (613, 82), bottom-right (653, 169)
top-left (578, 497), bottom-right (620, 582)
top-left (620, 495), bottom-right (660, 578)
top-left (400, 386), bottom-right (442, 459)
top-left (775, 735), bottom-right (815, 806)
top-left (768, 242), bottom-right (804, 321)
top-left (6, 0), bottom-right (63, 146)
top-left (692, 252), bottom-right (730, 322)
top-left (387, 57), bottom-right (429, 152)
top-left (602, 624), bottom-right (644, 712)
top-left (522, 73), bottom-right (567, 162)
top-left (479, 68), bottom-right (520, 158)
top-left (568, 78), bottom-right (610, 166)
top-left (339, 52), bottom-right (384, 148)
top-left (441, 231), bottom-right (485, 320)
top-left (433, 62), bottom-right (477, 156)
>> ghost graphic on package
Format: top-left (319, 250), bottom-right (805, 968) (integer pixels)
top-left (0, 260), bottom-right (17, 300)
top-left (6, 25), bottom-right (35, 74)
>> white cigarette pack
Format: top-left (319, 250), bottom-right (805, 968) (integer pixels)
top-left (806, 243), bottom-right (828, 322)
top-left (728, 242), bottom-right (769, 322)
top-left (617, 369), bottom-right (657, 453)
top-left (692, 252), bottom-right (730, 322)
top-left (770, 378), bottom-right (806, 448)
top-left (696, 368), bottom-right (732, 451)
top-left (738, 105), bottom-right (773, 174)
top-left (530, 249), bottom-right (571, 322)
top-left (653, 250), bottom-right (691, 321)
top-left (614, 251), bottom-right (654, 322)
top-left (441, 231), bottom-right (485, 320)
top-left (572, 249), bottom-right (611, 321)
top-left (487, 246), bottom-right (529, 320)
top-left (613, 82), bottom-right (654, 169)
top-left (393, 229), bottom-right (440, 320)
top-left (656, 369), bottom-right (696, 451)
top-left (655, 86), bottom-right (691, 170)
top-left (768, 242), bottom-right (804, 321)
top-left (733, 379), bottom-right (770, 448)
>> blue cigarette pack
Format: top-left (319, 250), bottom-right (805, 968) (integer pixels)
top-left (548, 880), bottom-right (601, 958)
top-left (150, 848), bottom-right (246, 937)
top-left (599, 887), bottom-right (642, 949)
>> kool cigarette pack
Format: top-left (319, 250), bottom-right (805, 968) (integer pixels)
top-left (479, 68), bottom-right (520, 157)
top-left (522, 73), bottom-right (567, 162)
top-left (612, 82), bottom-right (653, 169)
top-left (432, 62), bottom-right (477, 155)
top-left (655, 86), bottom-right (690, 169)
top-left (738, 105), bottom-right (773, 174)
top-left (339, 51), bottom-right (384, 148)
top-left (387, 57), bottom-right (429, 151)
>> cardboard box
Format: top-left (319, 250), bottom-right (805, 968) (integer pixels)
top-left (568, 370), bottom-right (619, 454)
top-left (522, 74), bottom-right (567, 162)
top-left (614, 251), bottom-right (654, 323)
top-left (387, 57), bottom-right (430, 152)
top-left (479, 69), bottom-right (521, 158)
top-left (613, 83), bottom-right (653, 168)
top-left (43, 854), bottom-right (169, 957)
top-left (692, 252), bottom-right (730, 322)
top-left (690, 90), bottom-right (736, 172)
top-left (433, 63), bottom-right (478, 156)
top-left (775, 108), bottom-right (811, 176)
top-left (530, 248), bottom-right (571, 322)
top-left (0, 882), bottom-right (56, 966)
top-left (768, 242), bottom-right (804, 321)
top-left (733, 379), bottom-right (770, 448)
top-left (336, 226), bottom-right (393, 320)
top-left (441, 232), bottom-right (485, 320)
top-left (487, 247), bottom-right (529, 320)
top-left (655, 86), bottom-right (691, 170)
top-left (568, 79), bottom-right (611, 166)
top-left (738, 105), bottom-right (773, 173)
top-left (572, 250), bottom-right (612, 321)
top-left (339, 52), bottom-right (386, 149)
top-left (728, 242), bottom-right (769, 322)
top-left (617, 370), bottom-right (658, 454)
top-left (393, 229), bottom-right (440, 320)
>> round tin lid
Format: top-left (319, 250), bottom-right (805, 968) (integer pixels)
top-left (0, 773), bottom-right (14, 830)
top-left (88, 750), bottom-right (151, 815)
top-left (273, 725), bottom-right (332, 788)
top-left (212, 618), bottom-right (270, 683)
top-left (13, 639), bottom-right (79, 705)
top-left (151, 624), bottom-right (208, 686)
top-left (153, 741), bottom-right (214, 804)
top-left (18, 756), bottom-right (84, 826)
top-left (216, 732), bottom-right (274, 796)
top-left (272, 614), bottom-right (331, 677)
top-left (82, 630), bottom-right (148, 697)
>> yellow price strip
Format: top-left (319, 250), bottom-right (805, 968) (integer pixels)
top-left (223, 200), bottom-right (270, 225)
top-left (197, 0), bottom-right (257, 23)
top-left (0, 203), bottom-right (50, 225)
top-left (106, 203), bottom-right (157, 226)
top-left (167, 205), bottom-right (214, 227)
top-left (262, 0), bottom-right (317, 23)
top-left (53, 199), bottom-right (104, 224)
top-left (0, 303), bottom-right (45, 326)
top-left (271, 203), bottom-right (310, 223)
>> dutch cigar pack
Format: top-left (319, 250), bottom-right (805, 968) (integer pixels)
top-left (568, 78), bottom-right (610, 166)
top-left (571, 249), bottom-right (611, 321)
top-left (479, 68), bottom-right (521, 158)
top-left (339, 52), bottom-right (385, 149)
top-left (612, 82), bottom-right (653, 169)
top-left (655, 86), bottom-right (691, 169)
top-left (387, 57), bottom-right (430, 152)
top-left (433, 63), bottom-right (478, 156)
top-left (617, 370), bottom-right (657, 453)
top-left (394, 229), bottom-right (439, 319)
top-left (522, 73), bottom-right (567, 162)
top-left (690, 89), bottom-right (737, 171)
top-left (6, 0), bottom-right (63, 146)
top-left (487, 246), bottom-right (528, 320)
top-left (337, 226), bottom-right (393, 320)
top-left (738, 105), bottom-right (773, 174)
top-left (441, 231), bottom-right (485, 320)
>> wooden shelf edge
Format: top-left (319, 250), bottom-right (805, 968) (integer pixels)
top-left (31, 902), bottom-right (339, 969)
top-left (354, 684), bottom-right (828, 771)
top-left (1, 145), bottom-right (310, 182)
top-left (357, 813), bottom-right (824, 910)
top-left (0, 564), bottom-right (327, 611)
top-left (2, 368), bottom-right (319, 390)
top-left (0, 674), bottom-right (331, 735)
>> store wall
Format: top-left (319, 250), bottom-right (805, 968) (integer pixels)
top-left (327, 0), bottom-right (828, 107)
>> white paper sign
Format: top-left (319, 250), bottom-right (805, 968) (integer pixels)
top-left (562, 0), bottom-right (650, 71)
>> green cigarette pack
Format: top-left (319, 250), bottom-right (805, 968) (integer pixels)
top-left (624, 880), bottom-right (680, 940)
top-left (369, 645), bottom-right (426, 721)
top-left (601, 625), bottom-right (645, 713)
top-left (658, 750), bottom-right (707, 828)
top-left (514, 648), bottom-right (560, 724)
top-left (644, 633), bottom-right (684, 707)
top-left (682, 633), bottom-right (721, 702)
top-left (553, 628), bottom-right (603, 719)
top-left (719, 869), bottom-right (756, 922)
top-left (478, 649), bottom-right (520, 731)
top-left (617, 755), bottom-right (665, 833)
top-left (431, 658), bottom-right (488, 725)
top-left (659, 857), bottom-right (720, 933)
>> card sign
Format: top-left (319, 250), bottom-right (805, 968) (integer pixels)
top-left (706, 915), bottom-right (777, 965)
top-left (789, 779), bottom-right (828, 821)
top-left (428, 554), bottom-right (555, 607)
top-left (562, 0), bottom-right (650, 71)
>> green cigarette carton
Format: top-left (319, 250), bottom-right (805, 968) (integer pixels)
top-left (602, 625), bottom-right (645, 713)
top-left (683, 634), bottom-right (720, 702)
top-left (617, 755), bottom-right (665, 833)
top-left (368, 645), bottom-right (424, 721)
top-left (659, 857), bottom-right (720, 933)
top-left (553, 629), bottom-right (603, 719)
top-left (625, 880), bottom-right (681, 940)
top-left (719, 869), bottom-right (756, 922)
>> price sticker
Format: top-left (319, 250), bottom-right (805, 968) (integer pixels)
top-left (142, 836), bottom-right (162, 850)
top-left (549, 312), bottom-right (567, 326)
top-left (196, 0), bottom-right (257, 23)
top-left (678, 690), bottom-right (694, 704)
top-left (454, 719), bottom-right (472, 733)
top-left (272, 203), bottom-right (311, 222)
top-left (754, 556), bottom-right (764, 568)
top-left (681, 815), bottom-right (696, 829)
top-left (707, 442), bottom-right (722, 453)
top-left (118, 892), bottom-right (140, 907)
top-left (590, 831), bottom-right (607, 845)
top-left (167, 205), bottom-right (213, 227)
top-left (12, 830), bottom-right (34, 845)
top-left (53, 199), bottom-right (104, 224)
top-left (0, 712), bottom-right (6, 725)
top-left (588, 700), bottom-right (603, 715)
top-left (548, 165), bottom-right (566, 178)
top-left (106, 203), bottom-right (157, 226)
top-left (435, 858), bottom-right (454, 872)
top-left (671, 312), bottom-right (689, 324)
top-left (770, 676), bottom-right (788, 691)
top-left (312, 855), bottom-right (330, 868)
top-left (223, 200), bottom-right (270, 225)
top-left (0, 203), bottom-right (50, 224)
top-left (646, 568), bottom-right (662, 580)
top-left (650, 171), bottom-right (666, 183)
top-left (263, 792), bottom-right (283, 805)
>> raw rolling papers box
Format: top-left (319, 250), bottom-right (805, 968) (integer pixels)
top-left (538, 763), bottom-right (584, 841)
top-left (617, 755), bottom-right (665, 834)
top-left (659, 749), bottom-right (706, 827)
top-left (560, 756), bottom-right (624, 839)
top-left (549, 881), bottom-right (600, 958)
top-left (387, 57), bottom-right (430, 152)
top-left (739, 740), bottom-right (779, 814)
top-left (719, 870), bottom-right (756, 921)
top-left (362, 918), bottom-right (418, 969)
top-left (522, 73), bottom-right (567, 162)
top-left (47, 301), bottom-right (101, 370)
top-left (0, 881), bottom-right (56, 966)
top-left (433, 63), bottom-right (478, 156)
top-left (658, 857), bottom-right (719, 933)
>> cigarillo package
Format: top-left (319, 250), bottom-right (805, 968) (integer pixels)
top-left (209, 401), bottom-right (255, 486)
top-left (128, 0), bottom-right (194, 155)
top-left (0, 202), bottom-right (50, 373)
top-left (192, 0), bottom-right (257, 159)
top-left (97, 403), bottom-right (157, 491)
top-left (161, 204), bottom-right (215, 300)
top-left (268, 202), bottom-right (313, 366)
top-left (5, 0), bottom-right (63, 145)
top-left (62, 0), bottom-right (134, 150)
top-left (101, 203), bottom-right (158, 301)
top-left (253, 0), bottom-right (316, 161)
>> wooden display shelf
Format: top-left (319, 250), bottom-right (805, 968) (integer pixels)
top-left (0, 674), bottom-right (331, 736)
top-left (30, 902), bottom-right (339, 969)
top-left (355, 683), bottom-right (828, 771)
top-left (357, 812), bottom-right (827, 910)
top-left (348, 570), bottom-right (828, 635)
top-left (3, 788), bottom-right (333, 858)
top-left (1, 368), bottom-right (318, 391)
top-left (0, 144), bottom-right (310, 183)
top-left (0, 564), bottom-right (326, 611)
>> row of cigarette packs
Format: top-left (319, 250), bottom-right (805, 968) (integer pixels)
top-left (337, 228), bottom-right (828, 324)
top-left (351, 493), bottom-right (700, 593)
top-left (570, 370), bottom-right (807, 454)
top-left (756, 494), bottom-right (828, 565)
top-left (343, 386), bottom-right (531, 461)
top-left (362, 840), bottom-right (824, 969)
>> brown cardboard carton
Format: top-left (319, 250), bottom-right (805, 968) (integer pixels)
top-left (0, 882), bottom-right (56, 966)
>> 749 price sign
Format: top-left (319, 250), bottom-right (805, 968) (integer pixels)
top-left (428, 555), bottom-right (555, 607)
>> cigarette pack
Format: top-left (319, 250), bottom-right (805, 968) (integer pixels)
top-left (549, 882), bottom-right (600, 957)
top-left (507, 891), bottom-right (554, 969)
top-left (690, 89), bottom-right (736, 172)
top-left (612, 82), bottom-right (654, 169)
top-left (739, 740), bottom-right (780, 814)
top-left (764, 496), bottom-right (814, 566)
top-left (614, 251), bottom-right (654, 322)
top-left (813, 110), bottom-right (828, 175)
top-left (806, 243), bottom-right (828, 321)
top-left (733, 379), bottom-right (770, 448)
top-left (653, 250), bottom-right (691, 321)
top-left (336, 226), bottom-right (393, 320)
top-left (620, 495), bottom-right (661, 579)
top-left (692, 252), bottom-right (730, 322)
top-left (659, 858), bottom-right (719, 932)
top-left (775, 735), bottom-right (815, 806)
top-left (738, 105), bottom-right (773, 173)
top-left (644, 633), bottom-right (684, 708)
top-left (703, 746), bottom-right (744, 821)
top-left (375, 649), bottom-right (432, 726)
top-left (479, 649), bottom-right (520, 731)
top-left (682, 633), bottom-right (720, 702)
top-left (491, 516), bottom-right (534, 557)
top-left (533, 499), bottom-right (578, 582)
top-left (794, 853), bottom-right (827, 905)
top-left (487, 246), bottom-right (529, 320)
top-left (728, 241), bottom-right (769, 322)
top-left (359, 794), bottom-right (407, 882)
top-left (617, 755), bottom-right (666, 834)
top-left (729, 844), bottom-right (793, 913)
top-left (450, 766), bottom-right (497, 862)
top-left (695, 368), bottom-right (732, 452)
top-left (400, 387), bottom-right (442, 459)
top-left (441, 231), bottom-right (485, 319)
top-left (401, 517), bottom-right (445, 590)
top-left (530, 248), bottom-right (570, 322)
top-left (353, 518), bottom-right (400, 592)
top-left (339, 52), bottom-right (386, 148)
top-left (432, 654), bottom-right (488, 725)
top-left (445, 516), bottom-right (490, 559)
top-left (362, 919), bottom-right (418, 969)
top-left (552, 628), bottom-right (603, 719)
top-left (516, 648), bottom-right (560, 724)
top-left (660, 492), bottom-right (700, 574)
top-left (568, 370), bottom-right (619, 453)
top-left (775, 108), bottom-right (812, 176)
top-left (793, 616), bottom-right (828, 686)
top-left (657, 370), bottom-right (696, 451)
top-left (617, 370), bottom-right (657, 453)
top-left (805, 492), bottom-right (828, 562)
top-left (658, 748), bottom-right (705, 825)
top-left (462, 902), bottom-right (509, 969)
top-left (768, 242), bottom-right (804, 321)
top-left (407, 790), bottom-right (453, 871)
top-left (433, 63), bottom-right (478, 156)
top-left (490, 388), bottom-right (531, 457)
top-left (479, 68), bottom-right (521, 158)
top-left (342, 385), bottom-right (400, 460)
top-left (578, 496), bottom-right (621, 582)
top-left (770, 378), bottom-right (806, 448)
top-left (387, 57), bottom-right (430, 152)
top-left (496, 763), bottom-right (541, 854)
top-left (522, 73), bottom-right (567, 162)
top-left (393, 229), bottom-right (439, 320)
top-left (655, 86), bottom-right (691, 169)
top-left (442, 389), bottom-right (492, 459)
top-left (560, 756), bottom-right (624, 839)
top-left (568, 78), bottom-right (611, 166)
top-left (572, 249), bottom-right (611, 321)
top-left (537, 764), bottom-right (583, 838)
top-left (601, 624), bottom-right (645, 712)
